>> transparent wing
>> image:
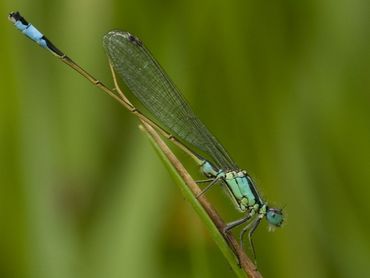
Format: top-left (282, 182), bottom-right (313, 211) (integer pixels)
top-left (103, 30), bottom-right (237, 170)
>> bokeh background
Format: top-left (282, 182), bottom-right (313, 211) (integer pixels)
top-left (1, 0), bottom-right (369, 277)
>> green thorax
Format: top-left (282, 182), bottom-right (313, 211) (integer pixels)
top-left (223, 171), bottom-right (263, 211)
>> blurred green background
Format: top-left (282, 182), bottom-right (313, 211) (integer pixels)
top-left (1, 0), bottom-right (369, 277)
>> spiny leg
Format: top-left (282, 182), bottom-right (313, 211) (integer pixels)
top-left (222, 212), bottom-right (254, 266)
top-left (196, 176), bottom-right (222, 198)
top-left (195, 178), bottom-right (214, 184)
top-left (223, 212), bottom-right (254, 233)
top-left (240, 216), bottom-right (262, 261)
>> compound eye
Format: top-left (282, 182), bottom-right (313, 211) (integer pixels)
top-left (266, 209), bottom-right (284, 227)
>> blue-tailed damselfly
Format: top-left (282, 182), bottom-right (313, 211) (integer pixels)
top-left (9, 11), bottom-right (284, 259)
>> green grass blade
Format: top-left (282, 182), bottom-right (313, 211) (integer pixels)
top-left (139, 122), bottom-right (262, 278)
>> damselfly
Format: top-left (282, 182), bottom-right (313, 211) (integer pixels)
top-left (9, 11), bottom-right (284, 258)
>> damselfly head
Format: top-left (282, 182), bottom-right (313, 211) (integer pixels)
top-left (266, 207), bottom-right (284, 227)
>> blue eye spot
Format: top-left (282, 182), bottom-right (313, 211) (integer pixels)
top-left (266, 209), bottom-right (284, 226)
